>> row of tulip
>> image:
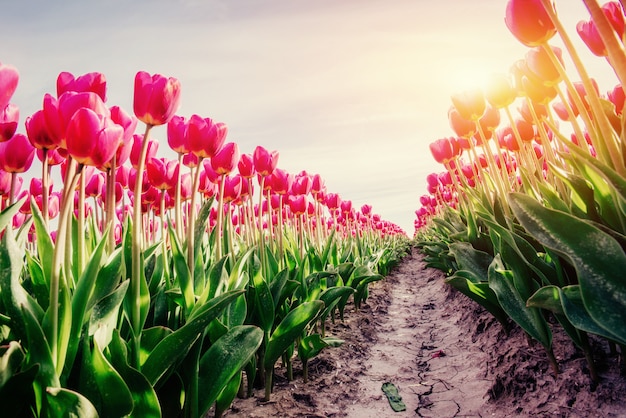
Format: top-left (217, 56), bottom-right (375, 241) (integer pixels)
top-left (414, 0), bottom-right (626, 382)
top-left (0, 60), bottom-right (409, 417)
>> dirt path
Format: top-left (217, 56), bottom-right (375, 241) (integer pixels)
top-left (223, 249), bottom-right (626, 418)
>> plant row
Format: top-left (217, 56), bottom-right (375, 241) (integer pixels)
top-left (414, 0), bottom-right (626, 383)
top-left (0, 60), bottom-right (410, 417)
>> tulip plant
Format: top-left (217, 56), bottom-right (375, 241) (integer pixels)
top-left (0, 59), bottom-right (409, 417)
top-left (415, 0), bottom-right (626, 383)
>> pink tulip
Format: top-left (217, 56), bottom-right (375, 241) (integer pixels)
top-left (65, 108), bottom-right (122, 168)
top-left (57, 71), bottom-right (107, 101)
top-left (253, 146), bottom-right (278, 177)
top-left (146, 157), bottom-right (178, 190)
top-left (504, 0), bottom-right (556, 47)
top-left (130, 134), bottom-right (158, 168)
top-left (0, 63), bottom-right (19, 109)
top-left (0, 133), bottom-right (36, 173)
top-left (58, 91), bottom-right (109, 149)
top-left (167, 115), bottom-right (189, 154)
top-left (133, 71), bottom-right (181, 126)
top-left (0, 103), bottom-right (19, 142)
top-left (211, 142), bottom-right (240, 175)
top-left (187, 114), bottom-right (227, 159)
top-left (221, 175), bottom-right (242, 203)
top-left (238, 153), bottom-right (254, 178)
top-left (26, 109), bottom-right (59, 150)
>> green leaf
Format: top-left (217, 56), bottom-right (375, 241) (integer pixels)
top-left (488, 255), bottom-right (552, 350)
top-left (252, 271), bottom-right (275, 335)
top-left (65, 230), bottom-right (111, 378)
top-left (29, 200), bottom-right (54, 287)
top-left (559, 285), bottom-right (623, 343)
top-left (448, 242), bottom-right (493, 280)
top-left (0, 229), bottom-right (44, 342)
top-left (526, 285), bottom-right (563, 314)
top-left (510, 193), bottom-right (626, 345)
top-left (264, 301), bottom-right (324, 371)
top-left (21, 306), bottom-right (59, 388)
top-left (197, 325), bottom-right (263, 416)
top-left (0, 362), bottom-right (38, 418)
top-left (89, 280), bottom-right (130, 349)
top-left (445, 273), bottom-right (509, 328)
top-left (84, 339), bottom-right (134, 417)
top-left (168, 225), bottom-right (194, 315)
top-left (44, 387), bottom-right (99, 418)
top-left (298, 334), bottom-right (343, 362)
top-left (0, 196), bottom-right (26, 233)
top-left (142, 289), bottom-right (245, 386)
top-left (108, 330), bottom-right (161, 418)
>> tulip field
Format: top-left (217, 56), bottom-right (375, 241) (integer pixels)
top-left (3, 0), bottom-right (626, 417)
top-left (415, 0), bottom-right (626, 389)
top-left (0, 54), bottom-right (411, 416)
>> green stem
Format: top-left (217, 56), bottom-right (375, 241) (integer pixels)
top-left (131, 123), bottom-right (153, 368)
top-left (49, 159), bottom-right (81, 375)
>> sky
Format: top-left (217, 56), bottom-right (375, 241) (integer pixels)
top-left (1, 0), bottom-right (620, 235)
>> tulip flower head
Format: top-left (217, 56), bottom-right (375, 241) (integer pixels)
top-left (504, 0), bottom-right (557, 47)
top-left (253, 146), bottom-right (279, 177)
top-left (133, 71), bottom-right (181, 126)
top-left (211, 142), bottom-right (240, 176)
top-left (0, 133), bottom-right (36, 173)
top-left (0, 63), bottom-right (19, 110)
top-left (57, 71), bottom-right (107, 101)
top-left (65, 108), bottom-right (123, 168)
top-left (0, 103), bottom-right (19, 142)
top-left (187, 114), bottom-right (227, 159)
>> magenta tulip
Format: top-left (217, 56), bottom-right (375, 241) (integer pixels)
top-left (0, 103), bottom-right (19, 142)
top-left (57, 71), bottom-right (107, 101)
top-left (65, 108), bottom-right (123, 167)
top-left (0, 63), bottom-right (19, 110)
top-left (133, 71), bottom-right (181, 126)
top-left (0, 133), bottom-right (36, 173)
top-left (253, 145), bottom-right (279, 177)
top-left (504, 0), bottom-right (557, 47)
top-left (167, 115), bottom-right (189, 154)
top-left (211, 142), bottom-right (240, 175)
top-left (238, 153), bottom-right (254, 178)
top-left (187, 114), bottom-right (227, 159)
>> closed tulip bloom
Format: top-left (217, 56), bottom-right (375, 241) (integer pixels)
top-left (26, 109), bottom-right (60, 150)
top-left (288, 194), bottom-right (307, 215)
top-left (608, 84), bottom-right (625, 115)
top-left (133, 71), bottom-right (181, 126)
top-left (202, 159), bottom-right (221, 184)
top-left (85, 172), bottom-right (105, 198)
top-left (525, 46), bottom-right (563, 86)
top-left (505, 0), bottom-right (557, 47)
top-left (167, 115), bottom-right (189, 154)
top-left (130, 134), bottom-right (158, 168)
top-left (65, 108), bottom-right (123, 167)
top-left (0, 133), bottom-right (36, 173)
top-left (0, 103), bottom-right (19, 142)
top-left (522, 75), bottom-right (557, 104)
top-left (361, 204), bottom-right (372, 216)
top-left (187, 114), bottom-right (227, 159)
top-left (147, 157), bottom-right (178, 190)
top-left (577, 2), bottom-right (625, 57)
top-left (291, 173), bottom-right (312, 195)
top-left (485, 73), bottom-right (517, 109)
top-left (429, 137), bottom-right (461, 164)
top-left (451, 89), bottom-right (486, 121)
top-left (57, 71), bottom-right (107, 101)
top-left (253, 145), bottom-right (279, 177)
top-left (238, 153), bottom-right (254, 178)
top-left (268, 168), bottom-right (292, 195)
top-left (58, 91), bottom-right (109, 149)
top-left (340, 199), bottom-right (352, 214)
top-left (221, 174), bottom-right (242, 203)
top-left (448, 106), bottom-right (476, 138)
top-left (325, 192), bottom-right (341, 211)
top-left (311, 173), bottom-right (325, 195)
top-left (478, 105), bottom-right (501, 132)
top-left (211, 142), bottom-right (240, 175)
top-left (0, 63), bottom-right (19, 110)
